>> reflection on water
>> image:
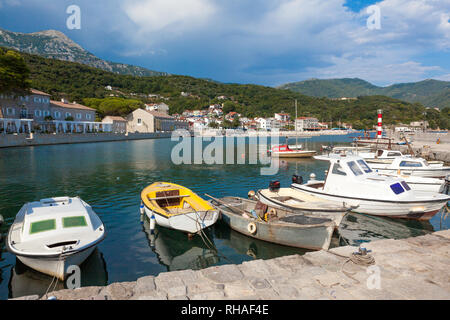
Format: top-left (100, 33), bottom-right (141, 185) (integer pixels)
top-left (8, 249), bottom-right (108, 299)
top-left (213, 220), bottom-right (311, 260)
top-left (337, 213), bottom-right (435, 246)
top-left (0, 135), bottom-right (447, 299)
top-left (142, 219), bottom-right (220, 272)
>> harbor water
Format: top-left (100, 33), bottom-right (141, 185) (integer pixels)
top-left (0, 134), bottom-right (448, 299)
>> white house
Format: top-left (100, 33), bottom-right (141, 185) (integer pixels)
top-left (145, 103), bottom-right (169, 114)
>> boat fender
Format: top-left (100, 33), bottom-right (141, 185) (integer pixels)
top-left (247, 222), bottom-right (257, 235)
top-left (150, 213), bottom-right (156, 231)
top-left (264, 208), bottom-right (277, 221)
top-left (140, 202), bottom-right (145, 215)
top-left (292, 175), bottom-right (303, 184)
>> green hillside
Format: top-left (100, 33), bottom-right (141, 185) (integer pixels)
top-left (279, 78), bottom-right (450, 109)
top-left (1, 47), bottom-right (448, 129)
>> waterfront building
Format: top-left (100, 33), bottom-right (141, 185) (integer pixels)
top-left (0, 89), bottom-right (103, 134)
top-left (295, 117), bottom-right (327, 131)
top-left (126, 108), bottom-right (189, 133)
top-left (102, 116), bottom-right (127, 134)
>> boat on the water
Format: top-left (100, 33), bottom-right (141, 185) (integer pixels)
top-left (6, 197), bottom-right (106, 280)
top-left (256, 182), bottom-right (351, 228)
top-left (269, 145), bottom-right (317, 158)
top-left (314, 153), bottom-right (448, 194)
top-left (210, 196), bottom-right (337, 250)
top-left (291, 156), bottom-right (450, 220)
top-left (368, 157), bottom-right (450, 179)
top-left (140, 182), bottom-right (220, 234)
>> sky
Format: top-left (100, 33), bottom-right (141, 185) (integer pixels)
top-left (0, 0), bottom-right (449, 87)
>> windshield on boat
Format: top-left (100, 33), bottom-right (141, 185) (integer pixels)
top-left (29, 219), bottom-right (56, 235)
top-left (357, 159), bottom-right (372, 173)
top-left (399, 161), bottom-right (423, 167)
top-left (63, 216), bottom-right (88, 228)
top-left (390, 183), bottom-right (405, 195)
top-left (332, 163), bottom-right (346, 176)
top-left (347, 161), bottom-right (363, 176)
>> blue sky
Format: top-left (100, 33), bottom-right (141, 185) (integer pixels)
top-left (0, 0), bottom-right (449, 86)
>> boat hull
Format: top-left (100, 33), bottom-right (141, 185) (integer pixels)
top-left (16, 246), bottom-right (96, 281)
top-left (291, 184), bottom-right (447, 220)
top-left (144, 206), bottom-right (219, 234)
top-left (272, 151), bottom-right (317, 158)
top-left (219, 209), bottom-right (335, 251)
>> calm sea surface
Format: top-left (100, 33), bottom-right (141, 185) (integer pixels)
top-left (0, 134), bottom-right (448, 299)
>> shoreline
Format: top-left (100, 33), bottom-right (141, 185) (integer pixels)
top-left (12, 229), bottom-right (450, 300)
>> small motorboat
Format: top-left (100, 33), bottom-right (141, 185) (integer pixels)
top-left (6, 197), bottom-right (106, 280)
top-left (140, 182), bottom-right (220, 234)
top-left (314, 153), bottom-right (447, 194)
top-left (256, 180), bottom-right (351, 228)
top-left (292, 155), bottom-right (450, 220)
top-left (368, 157), bottom-right (450, 179)
top-left (209, 196), bottom-right (337, 250)
top-left (269, 144), bottom-right (317, 158)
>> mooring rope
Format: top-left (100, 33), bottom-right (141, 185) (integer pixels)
top-left (44, 249), bottom-right (65, 299)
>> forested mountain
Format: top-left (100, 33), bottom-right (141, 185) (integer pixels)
top-left (279, 78), bottom-right (450, 109)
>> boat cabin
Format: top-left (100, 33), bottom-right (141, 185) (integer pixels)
top-left (314, 156), bottom-right (413, 200)
top-left (17, 197), bottom-right (99, 243)
top-left (272, 145), bottom-right (293, 153)
top-left (384, 157), bottom-right (431, 169)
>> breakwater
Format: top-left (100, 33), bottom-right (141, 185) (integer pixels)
top-left (0, 132), bottom-right (172, 148)
top-left (13, 229), bottom-right (450, 300)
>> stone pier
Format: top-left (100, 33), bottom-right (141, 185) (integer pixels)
top-left (12, 229), bottom-right (450, 300)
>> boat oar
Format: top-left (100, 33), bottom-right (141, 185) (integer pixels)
top-left (204, 194), bottom-right (263, 222)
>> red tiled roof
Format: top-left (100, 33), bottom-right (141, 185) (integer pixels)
top-left (50, 100), bottom-right (96, 111)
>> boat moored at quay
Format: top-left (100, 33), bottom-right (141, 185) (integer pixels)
top-left (291, 156), bottom-right (450, 220)
top-left (210, 196), bottom-right (338, 250)
top-left (6, 197), bottom-right (106, 280)
top-left (140, 182), bottom-right (220, 234)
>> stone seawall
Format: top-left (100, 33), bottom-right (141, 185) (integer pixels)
top-left (12, 229), bottom-right (450, 300)
top-left (0, 132), bottom-right (172, 148)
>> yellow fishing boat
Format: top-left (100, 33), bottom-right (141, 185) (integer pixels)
top-left (140, 182), bottom-right (219, 234)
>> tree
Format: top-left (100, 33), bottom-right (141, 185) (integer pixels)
top-left (0, 48), bottom-right (31, 94)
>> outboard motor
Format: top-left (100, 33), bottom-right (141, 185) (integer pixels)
top-left (292, 175), bottom-right (303, 185)
top-left (269, 180), bottom-right (281, 192)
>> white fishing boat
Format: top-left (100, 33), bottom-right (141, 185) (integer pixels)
top-left (6, 197), bottom-right (106, 280)
top-left (140, 182), bottom-right (219, 234)
top-left (291, 156), bottom-right (450, 220)
top-left (368, 157), bottom-right (450, 179)
top-left (314, 154), bottom-right (447, 193)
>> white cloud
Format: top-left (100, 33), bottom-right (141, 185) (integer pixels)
top-left (124, 0), bottom-right (217, 34)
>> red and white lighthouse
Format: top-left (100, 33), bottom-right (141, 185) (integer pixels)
top-left (377, 109), bottom-right (383, 139)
